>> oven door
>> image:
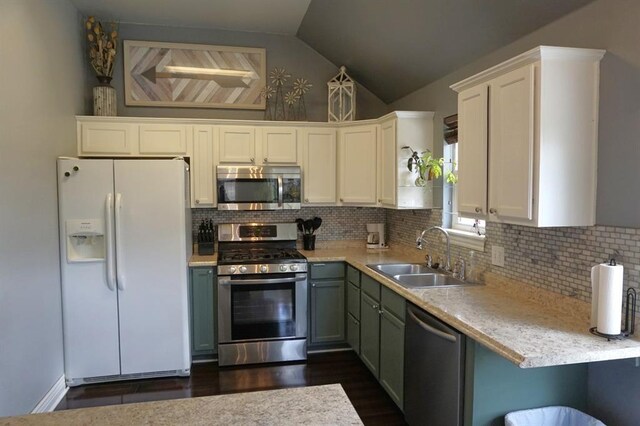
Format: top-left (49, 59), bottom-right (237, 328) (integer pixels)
top-left (218, 273), bottom-right (308, 344)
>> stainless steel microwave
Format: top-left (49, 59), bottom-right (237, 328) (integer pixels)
top-left (216, 166), bottom-right (301, 211)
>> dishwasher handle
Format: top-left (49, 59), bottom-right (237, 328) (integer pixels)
top-left (407, 309), bottom-right (457, 343)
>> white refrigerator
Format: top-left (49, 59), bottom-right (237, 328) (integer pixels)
top-left (57, 158), bottom-right (192, 386)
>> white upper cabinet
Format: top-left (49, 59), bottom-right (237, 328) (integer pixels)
top-left (457, 85), bottom-right (488, 216)
top-left (138, 123), bottom-right (189, 155)
top-left (338, 124), bottom-right (378, 205)
top-left (301, 128), bottom-right (337, 204)
top-left (191, 125), bottom-right (216, 208)
top-left (261, 127), bottom-right (298, 164)
top-left (451, 46), bottom-right (605, 227)
top-left (378, 112), bottom-right (435, 209)
top-left (218, 126), bottom-right (256, 164)
top-left (78, 121), bottom-right (137, 156)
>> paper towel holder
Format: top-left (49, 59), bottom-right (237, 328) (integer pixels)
top-left (590, 287), bottom-right (637, 341)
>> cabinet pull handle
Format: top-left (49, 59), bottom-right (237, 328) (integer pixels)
top-left (489, 208), bottom-right (497, 214)
top-left (314, 263), bottom-right (326, 267)
top-left (475, 207), bottom-right (481, 213)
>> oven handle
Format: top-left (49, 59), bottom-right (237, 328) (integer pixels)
top-left (218, 275), bottom-right (307, 286)
top-left (277, 175), bottom-right (283, 207)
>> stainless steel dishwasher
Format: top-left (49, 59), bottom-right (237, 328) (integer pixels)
top-left (404, 303), bottom-right (466, 426)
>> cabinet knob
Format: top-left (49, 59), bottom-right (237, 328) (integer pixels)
top-left (195, 199), bottom-right (200, 204)
top-left (304, 198), bottom-right (309, 202)
top-left (378, 199), bottom-right (381, 203)
top-left (208, 270), bottom-right (212, 274)
top-left (64, 171), bottom-right (71, 177)
top-left (340, 198), bottom-right (344, 202)
top-left (489, 208), bottom-right (497, 214)
top-left (312, 283), bottom-right (316, 287)
top-left (264, 158), bottom-right (268, 163)
top-left (250, 157), bottom-right (255, 163)
top-left (372, 304), bottom-right (379, 310)
top-left (379, 310), bottom-right (384, 316)
top-left (475, 207), bottom-right (482, 213)
top-left (73, 166), bottom-right (79, 172)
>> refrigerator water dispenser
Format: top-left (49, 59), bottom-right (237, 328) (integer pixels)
top-left (66, 219), bottom-right (105, 262)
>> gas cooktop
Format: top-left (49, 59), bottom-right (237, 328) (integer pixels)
top-left (217, 248), bottom-right (306, 264)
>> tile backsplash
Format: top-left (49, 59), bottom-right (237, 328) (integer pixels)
top-left (191, 207), bottom-right (385, 241)
top-left (386, 209), bottom-right (640, 312)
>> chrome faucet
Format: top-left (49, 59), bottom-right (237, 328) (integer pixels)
top-left (416, 226), bottom-right (451, 272)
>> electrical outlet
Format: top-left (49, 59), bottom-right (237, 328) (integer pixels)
top-left (492, 245), bottom-right (505, 267)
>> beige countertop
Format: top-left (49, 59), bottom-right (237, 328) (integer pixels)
top-left (188, 252), bottom-right (217, 267)
top-left (300, 245), bottom-right (640, 368)
top-left (1, 384), bottom-right (362, 425)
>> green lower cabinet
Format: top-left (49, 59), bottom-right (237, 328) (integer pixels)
top-left (347, 313), bottom-right (360, 354)
top-left (310, 279), bottom-right (346, 344)
top-left (379, 308), bottom-right (405, 410)
top-left (360, 292), bottom-right (381, 376)
top-left (189, 267), bottom-right (217, 357)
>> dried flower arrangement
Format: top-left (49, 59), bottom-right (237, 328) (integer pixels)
top-left (85, 16), bottom-right (118, 83)
top-left (263, 67), bottom-right (313, 121)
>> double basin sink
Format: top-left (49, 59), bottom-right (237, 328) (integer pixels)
top-left (367, 263), bottom-right (477, 290)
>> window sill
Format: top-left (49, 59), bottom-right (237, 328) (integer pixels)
top-left (446, 228), bottom-right (486, 252)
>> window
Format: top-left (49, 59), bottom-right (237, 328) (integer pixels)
top-left (443, 143), bottom-right (486, 250)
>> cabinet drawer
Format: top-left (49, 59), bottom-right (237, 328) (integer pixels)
top-left (347, 313), bottom-right (360, 354)
top-left (361, 274), bottom-right (381, 302)
top-left (310, 262), bottom-right (345, 280)
top-left (347, 266), bottom-right (361, 287)
top-left (347, 281), bottom-right (361, 320)
top-left (381, 286), bottom-right (405, 322)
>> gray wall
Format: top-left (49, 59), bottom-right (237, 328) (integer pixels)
top-left (588, 359), bottom-right (640, 425)
top-left (391, 0), bottom-right (640, 228)
top-left (0, 0), bottom-right (84, 416)
top-left (83, 23), bottom-right (389, 122)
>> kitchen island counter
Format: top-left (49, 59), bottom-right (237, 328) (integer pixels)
top-left (300, 245), bottom-right (640, 368)
top-left (1, 384), bottom-right (361, 425)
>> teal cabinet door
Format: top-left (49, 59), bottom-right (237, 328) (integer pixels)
top-left (360, 292), bottom-right (381, 376)
top-left (347, 313), bottom-right (360, 354)
top-left (380, 308), bottom-right (405, 410)
top-left (310, 279), bottom-right (346, 344)
top-left (190, 267), bottom-right (216, 355)
top-left (347, 281), bottom-right (361, 320)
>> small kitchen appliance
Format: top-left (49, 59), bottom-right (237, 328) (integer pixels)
top-left (217, 222), bottom-right (308, 366)
top-left (366, 223), bottom-right (386, 249)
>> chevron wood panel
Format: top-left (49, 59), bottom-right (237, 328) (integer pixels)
top-left (123, 41), bottom-right (266, 110)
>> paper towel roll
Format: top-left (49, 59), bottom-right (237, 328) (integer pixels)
top-left (590, 264), bottom-right (600, 327)
top-left (596, 263), bottom-right (624, 335)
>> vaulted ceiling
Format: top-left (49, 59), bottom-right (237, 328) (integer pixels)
top-left (71, 0), bottom-right (596, 103)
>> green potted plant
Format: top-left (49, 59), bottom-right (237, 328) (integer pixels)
top-left (402, 146), bottom-right (457, 187)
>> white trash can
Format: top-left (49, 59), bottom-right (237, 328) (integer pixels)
top-left (505, 406), bottom-right (605, 426)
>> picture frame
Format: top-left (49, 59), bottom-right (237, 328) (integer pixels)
top-left (123, 40), bottom-right (266, 110)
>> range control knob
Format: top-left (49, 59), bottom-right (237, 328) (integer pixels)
top-left (228, 266), bottom-right (237, 274)
top-left (279, 265), bottom-right (288, 272)
top-left (290, 264), bottom-right (299, 272)
top-left (239, 266), bottom-right (248, 273)
top-left (260, 265), bottom-right (268, 273)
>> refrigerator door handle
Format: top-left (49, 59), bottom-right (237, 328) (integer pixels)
top-left (115, 193), bottom-right (126, 291)
top-left (105, 193), bottom-right (116, 291)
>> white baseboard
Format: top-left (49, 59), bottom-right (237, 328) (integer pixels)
top-left (32, 375), bottom-right (68, 413)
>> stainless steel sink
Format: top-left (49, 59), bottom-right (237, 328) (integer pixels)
top-left (367, 263), bottom-right (476, 289)
top-left (368, 263), bottom-right (434, 276)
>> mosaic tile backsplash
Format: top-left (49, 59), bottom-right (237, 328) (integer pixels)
top-left (386, 209), bottom-right (640, 312)
top-left (192, 207), bottom-right (385, 241)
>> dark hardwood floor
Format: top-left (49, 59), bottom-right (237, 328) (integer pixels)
top-left (56, 351), bottom-right (407, 425)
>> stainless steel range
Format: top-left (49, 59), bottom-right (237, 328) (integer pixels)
top-left (217, 222), bottom-right (308, 366)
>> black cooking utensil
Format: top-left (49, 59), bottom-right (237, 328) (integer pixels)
top-left (296, 218), bottom-right (304, 233)
top-left (312, 217), bottom-right (322, 233)
top-left (304, 219), bottom-right (314, 235)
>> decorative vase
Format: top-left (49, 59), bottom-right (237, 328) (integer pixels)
top-left (415, 175), bottom-right (426, 187)
top-left (93, 76), bottom-right (116, 116)
top-left (303, 234), bottom-right (316, 251)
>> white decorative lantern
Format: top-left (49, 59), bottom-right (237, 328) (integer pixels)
top-left (327, 66), bottom-right (356, 122)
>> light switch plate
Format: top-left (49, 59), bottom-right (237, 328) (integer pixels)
top-left (492, 245), bottom-right (505, 267)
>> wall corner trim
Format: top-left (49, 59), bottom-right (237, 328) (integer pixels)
top-left (31, 375), bottom-right (68, 414)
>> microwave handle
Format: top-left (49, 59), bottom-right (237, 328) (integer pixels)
top-left (277, 176), bottom-right (283, 207)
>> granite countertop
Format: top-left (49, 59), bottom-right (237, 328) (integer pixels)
top-left (1, 384), bottom-right (361, 425)
top-left (188, 252), bottom-right (217, 267)
top-left (299, 245), bottom-right (640, 368)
